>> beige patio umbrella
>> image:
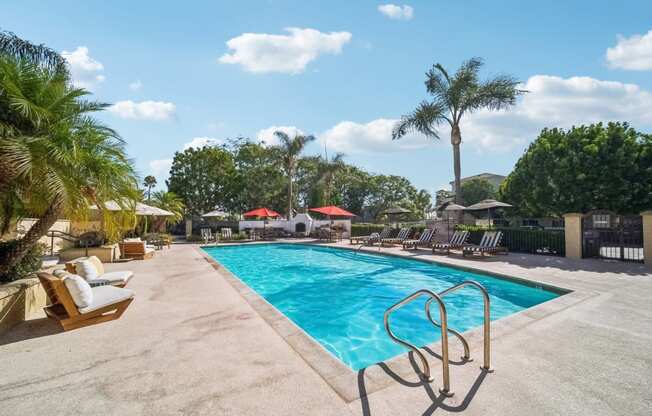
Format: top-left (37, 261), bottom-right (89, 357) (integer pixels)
top-left (465, 199), bottom-right (512, 225)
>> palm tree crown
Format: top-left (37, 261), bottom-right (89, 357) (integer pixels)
top-left (392, 57), bottom-right (525, 203)
top-left (274, 130), bottom-right (315, 219)
top-left (143, 175), bottom-right (157, 202)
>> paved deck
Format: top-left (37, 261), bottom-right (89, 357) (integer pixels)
top-left (0, 242), bottom-right (651, 415)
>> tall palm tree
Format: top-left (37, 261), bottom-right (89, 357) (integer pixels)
top-left (143, 175), bottom-right (157, 202)
top-left (392, 57), bottom-right (524, 203)
top-left (0, 55), bottom-right (138, 274)
top-left (274, 130), bottom-right (315, 219)
top-left (317, 153), bottom-right (345, 205)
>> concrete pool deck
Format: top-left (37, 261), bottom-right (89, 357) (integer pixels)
top-left (1, 241), bottom-right (651, 415)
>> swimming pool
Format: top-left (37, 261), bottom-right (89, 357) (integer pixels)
top-left (203, 243), bottom-right (561, 370)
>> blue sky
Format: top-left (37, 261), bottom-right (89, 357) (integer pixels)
top-left (3, 1), bottom-right (652, 195)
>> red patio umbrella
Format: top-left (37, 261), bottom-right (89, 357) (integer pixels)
top-left (243, 207), bottom-right (281, 218)
top-left (308, 205), bottom-right (356, 217)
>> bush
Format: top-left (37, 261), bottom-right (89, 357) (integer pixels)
top-left (351, 223), bottom-right (387, 237)
top-left (0, 241), bottom-right (45, 283)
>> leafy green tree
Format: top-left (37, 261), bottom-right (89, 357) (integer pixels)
top-left (499, 122), bottom-right (652, 216)
top-left (274, 131), bottom-right (315, 219)
top-left (0, 53), bottom-right (137, 274)
top-left (460, 179), bottom-right (496, 206)
top-left (143, 175), bottom-right (157, 202)
top-left (167, 146), bottom-right (235, 216)
top-left (317, 153), bottom-right (345, 205)
top-left (231, 141), bottom-right (286, 213)
top-left (392, 57), bottom-right (524, 204)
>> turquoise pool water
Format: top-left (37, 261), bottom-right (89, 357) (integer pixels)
top-left (203, 243), bottom-right (560, 370)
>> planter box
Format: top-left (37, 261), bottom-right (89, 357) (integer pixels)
top-left (0, 277), bottom-right (48, 335)
top-left (58, 243), bottom-right (120, 263)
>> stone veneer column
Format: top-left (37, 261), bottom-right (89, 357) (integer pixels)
top-left (563, 213), bottom-right (583, 259)
top-left (185, 218), bottom-right (192, 237)
top-left (641, 211), bottom-right (652, 266)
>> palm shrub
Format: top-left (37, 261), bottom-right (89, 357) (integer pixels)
top-left (393, 58), bottom-right (524, 204)
top-left (0, 46), bottom-right (138, 274)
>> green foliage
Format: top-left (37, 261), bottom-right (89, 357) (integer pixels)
top-left (166, 141), bottom-right (432, 220)
top-left (460, 179), bottom-right (496, 206)
top-left (499, 123), bottom-right (652, 216)
top-left (454, 224), bottom-right (495, 232)
top-left (350, 223), bottom-right (387, 237)
top-left (167, 145), bottom-right (236, 216)
top-left (143, 175), bottom-right (157, 201)
top-left (151, 191), bottom-right (185, 224)
top-left (0, 241), bottom-right (44, 283)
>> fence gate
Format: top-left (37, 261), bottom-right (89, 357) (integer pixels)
top-left (582, 211), bottom-right (644, 262)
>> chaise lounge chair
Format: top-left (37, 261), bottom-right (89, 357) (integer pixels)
top-left (381, 228), bottom-right (411, 246)
top-left (402, 228), bottom-right (436, 250)
top-left (64, 256), bottom-right (133, 287)
top-left (119, 238), bottom-right (156, 260)
top-left (38, 272), bottom-right (134, 331)
top-left (350, 227), bottom-right (391, 245)
top-left (462, 231), bottom-right (507, 257)
top-left (432, 230), bottom-right (470, 254)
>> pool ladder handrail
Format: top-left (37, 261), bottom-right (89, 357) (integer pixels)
top-left (383, 280), bottom-right (491, 397)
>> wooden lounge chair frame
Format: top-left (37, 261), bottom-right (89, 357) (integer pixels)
top-left (119, 241), bottom-right (155, 260)
top-left (432, 230), bottom-right (470, 254)
top-left (381, 228), bottom-right (411, 246)
top-left (402, 228), bottom-right (436, 250)
top-left (462, 231), bottom-right (507, 257)
top-left (37, 272), bottom-right (133, 331)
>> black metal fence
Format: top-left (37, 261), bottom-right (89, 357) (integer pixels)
top-left (465, 227), bottom-right (565, 256)
top-left (582, 212), bottom-right (643, 263)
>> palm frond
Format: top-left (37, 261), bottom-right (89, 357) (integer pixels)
top-left (392, 101), bottom-right (449, 140)
top-left (0, 31), bottom-right (68, 75)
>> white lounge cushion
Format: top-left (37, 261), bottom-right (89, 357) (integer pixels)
top-left (145, 247), bottom-right (155, 254)
top-left (87, 256), bottom-right (105, 275)
top-left (63, 274), bottom-right (93, 309)
top-left (79, 286), bottom-right (134, 314)
top-left (100, 271), bottom-right (133, 285)
top-left (75, 260), bottom-right (99, 280)
top-left (53, 269), bottom-right (69, 278)
top-left (123, 237), bottom-right (142, 242)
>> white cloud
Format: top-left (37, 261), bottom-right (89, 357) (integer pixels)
top-left (378, 4), bottom-right (414, 20)
top-left (606, 30), bottom-right (652, 71)
top-left (256, 125), bottom-right (306, 146)
top-left (149, 159), bottom-right (172, 178)
top-left (219, 27), bottom-right (352, 74)
top-left (129, 80), bottom-right (143, 91)
top-left (61, 46), bottom-right (105, 90)
top-left (319, 75), bottom-right (652, 154)
top-left (460, 75), bottom-right (652, 151)
top-left (182, 137), bottom-right (225, 150)
top-left (320, 118), bottom-right (429, 154)
top-left (109, 100), bottom-right (176, 121)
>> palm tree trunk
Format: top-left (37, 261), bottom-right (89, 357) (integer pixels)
top-left (288, 170), bottom-right (293, 220)
top-left (0, 196), bottom-right (63, 275)
top-left (451, 125), bottom-right (463, 204)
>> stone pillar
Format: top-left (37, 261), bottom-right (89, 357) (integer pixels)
top-left (642, 211), bottom-right (652, 266)
top-left (563, 213), bottom-right (583, 259)
top-left (185, 218), bottom-right (192, 238)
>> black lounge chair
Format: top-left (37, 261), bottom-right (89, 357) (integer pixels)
top-left (462, 231), bottom-right (507, 256)
top-left (432, 230), bottom-right (470, 254)
top-left (350, 227), bottom-right (391, 245)
top-left (381, 228), bottom-right (410, 246)
top-left (402, 228), bottom-right (436, 250)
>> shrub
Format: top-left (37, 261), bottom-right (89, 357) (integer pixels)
top-left (351, 223), bottom-right (387, 237)
top-left (0, 241), bottom-right (45, 283)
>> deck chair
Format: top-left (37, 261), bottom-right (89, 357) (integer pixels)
top-left (200, 228), bottom-right (215, 244)
top-left (38, 272), bottom-right (134, 331)
top-left (462, 231), bottom-right (507, 257)
top-left (402, 228), bottom-right (435, 250)
top-left (381, 228), bottom-right (411, 246)
top-left (64, 256), bottom-right (133, 287)
top-left (432, 230), bottom-right (470, 254)
top-left (350, 227), bottom-right (391, 245)
top-left (119, 240), bottom-right (155, 260)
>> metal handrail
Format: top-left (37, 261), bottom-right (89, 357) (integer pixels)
top-left (426, 280), bottom-right (491, 371)
top-left (46, 230), bottom-right (83, 256)
top-left (383, 289), bottom-right (453, 396)
top-left (424, 311), bottom-right (471, 361)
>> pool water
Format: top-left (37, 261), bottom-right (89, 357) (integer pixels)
top-left (203, 243), bottom-right (560, 370)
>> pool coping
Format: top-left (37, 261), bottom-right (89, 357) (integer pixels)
top-left (195, 241), bottom-right (597, 403)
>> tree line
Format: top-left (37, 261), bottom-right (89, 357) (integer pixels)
top-left (166, 138), bottom-right (433, 220)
